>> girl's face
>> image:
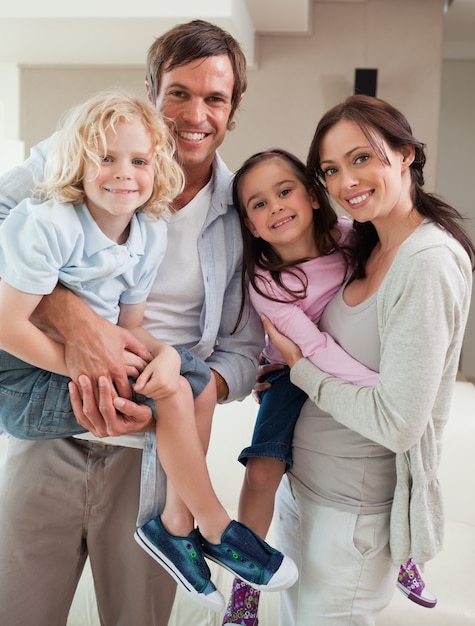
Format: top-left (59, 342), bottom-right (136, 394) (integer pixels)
top-left (319, 119), bottom-right (414, 225)
top-left (240, 158), bottom-right (319, 262)
top-left (83, 120), bottom-right (155, 240)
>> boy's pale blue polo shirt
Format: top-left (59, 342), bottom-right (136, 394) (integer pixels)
top-left (0, 197), bottom-right (167, 321)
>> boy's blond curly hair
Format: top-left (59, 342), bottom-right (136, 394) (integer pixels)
top-left (37, 90), bottom-right (184, 218)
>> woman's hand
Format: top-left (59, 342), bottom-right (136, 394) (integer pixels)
top-left (261, 314), bottom-right (304, 368)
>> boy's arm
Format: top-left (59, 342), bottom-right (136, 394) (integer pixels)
top-left (0, 281), bottom-right (68, 374)
top-left (118, 302), bottom-right (182, 401)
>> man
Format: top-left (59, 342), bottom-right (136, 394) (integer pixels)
top-left (0, 20), bottom-right (263, 626)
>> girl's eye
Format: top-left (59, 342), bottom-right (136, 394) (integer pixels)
top-left (279, 188), bottom-right (291, 198)
top-left (100, 155), bottom-right (112, 163)
top-left (253, 201), bottom-right (266, 210)
top-left (133, 159), bottom-right (147, 166)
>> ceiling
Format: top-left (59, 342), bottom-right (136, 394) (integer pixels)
top-left (0, 0), bottom-right (474, 67)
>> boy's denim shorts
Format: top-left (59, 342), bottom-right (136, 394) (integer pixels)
top-left (0, 347), bottom-right (211, 440)
top-left (238, 364), bottom-right (308, 471)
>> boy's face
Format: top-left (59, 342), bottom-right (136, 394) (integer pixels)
top-left (153, 55), bottom-right (237, 174)
top-left (83, 120), bottom-right (154, 241)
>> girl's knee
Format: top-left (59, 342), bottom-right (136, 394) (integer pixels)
top-left (245, 457), bottom-right (284, 492)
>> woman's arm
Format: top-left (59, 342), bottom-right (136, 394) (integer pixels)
top-left (265, 246), bottom-right (471, 453)
top-left (251, 286), bottom-right (378, 386)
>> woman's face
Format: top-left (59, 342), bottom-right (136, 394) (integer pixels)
top-left (318, 119), bottom-right (413, 225)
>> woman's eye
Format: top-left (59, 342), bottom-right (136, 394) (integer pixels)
top-left (323, 167), bottom-right (337, 177)
top-left (354, 154), bottom-right (369, 165)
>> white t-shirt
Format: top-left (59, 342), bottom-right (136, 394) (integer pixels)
top-left (142, 178), bottom-right (211, 348)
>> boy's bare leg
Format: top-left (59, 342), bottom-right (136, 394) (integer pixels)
top-left (156, 377), bottom-right (230, 543)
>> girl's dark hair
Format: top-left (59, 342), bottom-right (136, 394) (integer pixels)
top-left (232, 149), bottom-right (353, 332)
top-left (307, 95), bottom-right (475, 278)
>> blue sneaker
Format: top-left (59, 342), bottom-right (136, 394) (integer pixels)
top-left (134, 515), bottom-right (224, 611)
top-left (201, 521), bottom-right (298, 592)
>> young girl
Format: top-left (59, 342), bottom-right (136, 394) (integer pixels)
top-left (0, 93), bottom-right (297, 613)
top-left (223, 149), bottom-right (436, 626)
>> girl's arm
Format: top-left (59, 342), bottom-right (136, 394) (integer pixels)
top-left (0, 280), bottom-right (68, 375)
top-left (251, 287), bottom-right (378, 386)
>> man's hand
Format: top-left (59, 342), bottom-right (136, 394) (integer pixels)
top-left (34, 284), bottom-right (151, 398)
top-left (69, 375), bottom-right (155, 438)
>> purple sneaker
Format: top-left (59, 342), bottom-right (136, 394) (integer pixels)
top-left (222, 577), bottom-right (260, 625)
top-left (397, 558), bottom-right (437, 608)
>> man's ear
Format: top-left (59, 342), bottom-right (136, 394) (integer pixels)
top-left (145, 81), bottom-right (153, 103)
top-left (244, 217), bottom-right (260, 238)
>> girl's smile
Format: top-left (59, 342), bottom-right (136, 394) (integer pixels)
top-left (240, 158), bottom-right (319, 262)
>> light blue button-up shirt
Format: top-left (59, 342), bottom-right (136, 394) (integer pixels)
top-left (0, 198), bottom-right (167, 322)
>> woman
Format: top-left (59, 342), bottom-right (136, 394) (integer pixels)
top-left (262, 95), bottom-right (475, 625)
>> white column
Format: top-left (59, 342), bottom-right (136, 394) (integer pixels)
top-left (0, 64), bottom-right (25, 174)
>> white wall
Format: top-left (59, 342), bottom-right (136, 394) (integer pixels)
top-left (437, 59), bottom-right (475, 377)
top-left (16, 0), bottom-right (475, 374)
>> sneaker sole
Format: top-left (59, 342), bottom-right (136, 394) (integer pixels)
top-left (204, 552), bottom-right (298, 592)
top-left (134, 529), bottom-right (224, 612)
top-left (396, 582), bottom-right (437, 608)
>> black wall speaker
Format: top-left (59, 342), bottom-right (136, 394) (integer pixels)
top-left (354, 69), bottom-right (378, 97)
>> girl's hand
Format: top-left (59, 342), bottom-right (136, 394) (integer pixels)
top-left (252, 355), bottom-right (284, 405)
top-left (261, 314), bottom-right (304, 368)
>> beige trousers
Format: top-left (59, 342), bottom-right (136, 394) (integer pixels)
top-left (0, 437), bottom-right (176, 626)
top-left (274, 475), bottom-right (398, 626)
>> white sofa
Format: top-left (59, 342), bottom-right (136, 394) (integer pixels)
top-left (1, 381), bottom-right (474, 625)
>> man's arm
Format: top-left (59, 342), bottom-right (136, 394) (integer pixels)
top-left (0, 137), bottom-right (51, 224)
top-left (34, 284), bottom-right (151, 398)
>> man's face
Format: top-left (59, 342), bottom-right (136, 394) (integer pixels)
top-left (154, 55), bottom-right (236, 173)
